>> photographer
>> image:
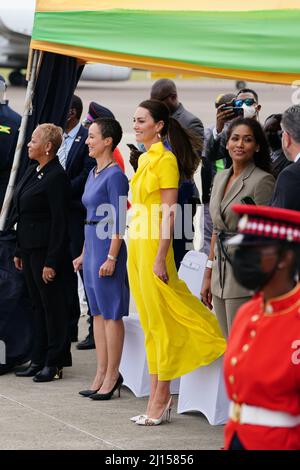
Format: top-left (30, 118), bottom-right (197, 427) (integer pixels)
top-left (204, 88), bottom-right (261, 167)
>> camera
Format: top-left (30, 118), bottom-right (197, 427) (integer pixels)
top-left (222, 105), bottom-right (244, 117)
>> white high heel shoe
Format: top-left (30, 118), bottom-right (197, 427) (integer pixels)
top-left (130, 414), bottom-right (148, 423)
top-left (135, 397), bottom-right (173, 426)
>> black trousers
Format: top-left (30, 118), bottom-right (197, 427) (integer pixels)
top-left (21, 248), bottom-right (72, 368)
top-left (228, 433), bottom-right (245, 450)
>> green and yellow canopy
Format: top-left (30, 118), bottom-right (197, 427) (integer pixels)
top-left (30, 0), bottom-right (300, 84)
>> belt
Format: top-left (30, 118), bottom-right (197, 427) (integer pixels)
top-left (229, 402), bottom-right (300, 428)
top-left (84, 220), bottom-right (99, 225)
top-left (216, 231), bottom-right (236, 289)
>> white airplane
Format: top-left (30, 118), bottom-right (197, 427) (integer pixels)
top-left (0, 0), bottom-right (131, 86)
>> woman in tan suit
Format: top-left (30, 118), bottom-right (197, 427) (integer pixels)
top-left (201, 118), bottom-right (275, 338)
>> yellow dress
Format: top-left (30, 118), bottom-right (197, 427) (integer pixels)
top-left (128, 142), bottom-right (226, 381)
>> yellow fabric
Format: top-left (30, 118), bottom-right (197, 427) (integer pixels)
top-left (127, 142), bottom-right (226, 381)
top-left (29, 42), bottom-right (300, 85)
top-left (35, 0), bottom-right (300, 12)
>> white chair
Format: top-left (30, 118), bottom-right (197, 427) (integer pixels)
top-left (178, 250), bottom-right (207, 297)
top-left (120, 313), bottom-right (180, 397)
top-left (177, 250), bottom-right (229, 425)
top-left (177, 357), bottom-right (229, 425)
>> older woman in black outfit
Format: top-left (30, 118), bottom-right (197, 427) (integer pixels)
top-left (13, 123), bottom-right (72, 382)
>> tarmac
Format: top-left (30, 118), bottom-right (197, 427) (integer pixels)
top-left (0, 315), bottom-right (224, 451)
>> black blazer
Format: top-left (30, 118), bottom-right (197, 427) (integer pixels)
top-left (270, 160), bottom-right (300, 210)
top-left (65, 125), bottom-right (94, 202)
top-left (13, 157), bottom-right (71, 271)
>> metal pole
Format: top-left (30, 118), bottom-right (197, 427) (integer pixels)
top-left (0, 49), bottom-right (39, 231)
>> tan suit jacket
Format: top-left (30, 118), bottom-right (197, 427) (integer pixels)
top-left (209, 162), bottom-right (275, 299)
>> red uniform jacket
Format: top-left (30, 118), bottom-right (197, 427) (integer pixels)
top-left (113, 147), bottom-right (125, 173)
top-left (224, 284), bottom-right (300, 450)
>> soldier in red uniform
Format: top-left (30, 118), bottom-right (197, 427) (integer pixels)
top-left (223, 204), bottom-right (300, 450)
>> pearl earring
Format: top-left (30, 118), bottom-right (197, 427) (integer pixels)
top-left (46, 151), bottom-right (49, 155)
top-left (157, 133), bottom-right (161, 139)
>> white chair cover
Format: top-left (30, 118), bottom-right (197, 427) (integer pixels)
top-left (178, 250), bottom-right (208, 296)
top-left (177, 358), bottom-right (229, 425)
top-left (177, 250), bottom-right (229, 425)
top-left (120, 314), bottom-right (180, 397)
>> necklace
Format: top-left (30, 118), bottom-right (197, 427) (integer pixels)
top-left (36, 165), bottom-right (44, 179)
top-left (95, 160), bottom-right (114, 175)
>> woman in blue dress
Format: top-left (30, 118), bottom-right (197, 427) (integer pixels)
top-left (73, 118), bottom-right (129, 400)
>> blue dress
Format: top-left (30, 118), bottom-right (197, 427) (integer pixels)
top-left (82, 165), bottom-right (129, 320)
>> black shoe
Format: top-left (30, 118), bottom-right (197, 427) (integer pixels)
top-left (0, 363), bottom-right (18, 375)
top-left (76, 336), bottom-right (95, 350)
top-left (89, 373), bottom-right (123, 401)
top-left (15, 363), bottom-right (43, 377)
top-left (33, 366), bottom-right (63, 382)
top-left (79, 388), bottom-right (100, 397)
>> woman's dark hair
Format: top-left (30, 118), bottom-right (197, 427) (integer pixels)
top-left (138, 99), bottom-right (202, 180)
top-left (226, 117), bottom-right (272, 173)
top-left (264, 113), bottom-right (282, 125)
top-left (94, 117), bottom-right (122, 151)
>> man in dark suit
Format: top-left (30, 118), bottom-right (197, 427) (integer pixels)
top-left (0, 75), bottom-right (21, 210)
top-left (271, 105), bottom-right (300, 210)
top-left (57, 95), bottom-right (94, 346)
top-left (150, 78), bottom-right (204, 137)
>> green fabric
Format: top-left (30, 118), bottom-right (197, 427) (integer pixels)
top-left (215, 159), bottom-right (225, 172)
top-left (32, 9), bottom-right (300, 73)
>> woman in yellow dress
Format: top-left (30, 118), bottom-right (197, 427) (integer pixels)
top-left (128, 100), bottom-right (226, 426)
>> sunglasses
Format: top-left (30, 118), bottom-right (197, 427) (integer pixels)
top-left (233, 98), bottom-right (256, 107)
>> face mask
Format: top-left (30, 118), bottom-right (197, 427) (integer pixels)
top-left (231, 247), bottom-right (280, 292)
top-left (242, 104), bottom-right (257, 119)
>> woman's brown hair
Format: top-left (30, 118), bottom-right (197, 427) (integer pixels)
top-left (138, 99), bottom-right (202, 180)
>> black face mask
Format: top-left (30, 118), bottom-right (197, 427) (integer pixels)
top-left (231, 247), bottom-right (282, 292)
